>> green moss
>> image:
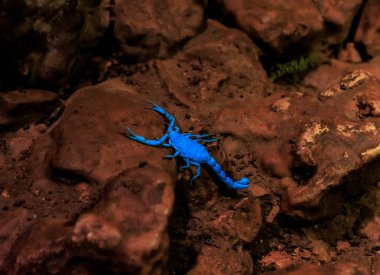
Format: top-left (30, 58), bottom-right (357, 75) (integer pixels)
top-left (269, 52), bottom-right (320, 83)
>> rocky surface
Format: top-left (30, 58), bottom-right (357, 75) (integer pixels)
top-left (216, 0), bottom-right (362, 54)
top-left (0, 0), bottom-right (110, 86)
top-left (113, 0), bottom-right (206, 60)
top-left (0, 0), bottom-right (380, 274)
top-left (355, 0), bottom-right (380, 57)
top-left (0, 80), bottom-right (176, 273)
top-left (217, 0), bottom-right (324, 53)
top-left (266, 262), bottom-right (370, 275)
top-left (0, 89), bottom-right (60, 128)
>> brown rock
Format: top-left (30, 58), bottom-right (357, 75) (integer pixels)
top-left (0, 209), bottom-right (34, 273)
top-left (315, 0), bottom-right (362, 45)
top-left (303, 57), bottom-right (380, 91)
top-left (0, 1), bottom-right (109, 85)
top-left (338, 42), bottom-right (362, 63)
top-left (0, 89), bottom-right (59, 128)
top-left (217, 0), bottom-right (323, 53)
top-left (216, 71), bottom-right (380, 219)
top-left (69, 167), bottom-right (174, 274)
top-left (311, 240), bottom-right (334, 263)
top-left (14, 219), bottom-right (71, 274)
top-left (188, 245), bottom-right (253, 275)
top-left (210, 197), bottom-right (262, 243)
top-left (49, 78), bottom-right (176, 184)
top-left (373, 253), bottom-right (380, 275)
top-left (355, 0), bottom-right (380, 57)
top-left (260, 251), bottom-right (295, 270)
top-left (360, 216), bottom-right (380, 241)
top-left (153, 19), bottom-right (267, 110)
top-left (266, 262), bottom-right (370, 275)
top-left (113, 0), bottom-right (206, 60)
top-left (336, 240), bottom-right (351, 253)
top-left (0, 78), bottom-right (177, 274)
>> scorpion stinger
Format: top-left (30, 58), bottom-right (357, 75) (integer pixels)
top-left (126, 102), bottom-right (251, 190)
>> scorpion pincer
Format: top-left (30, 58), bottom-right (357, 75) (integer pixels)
top-left (126, 102), bottom-right (250, 190)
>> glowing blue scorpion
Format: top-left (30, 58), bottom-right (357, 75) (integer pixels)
top-left (126, 102), bottom-right (250, 190)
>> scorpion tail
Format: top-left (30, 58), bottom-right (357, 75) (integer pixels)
top-left (207, 157), bottom-right (250, 190)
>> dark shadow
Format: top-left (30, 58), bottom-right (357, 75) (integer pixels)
top-left (167, 178), bottom-right (199, 274)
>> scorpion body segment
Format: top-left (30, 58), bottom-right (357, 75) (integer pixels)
top-left (126, 103), bottom-right (250, 190)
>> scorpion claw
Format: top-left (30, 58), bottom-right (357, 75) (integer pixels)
top-left (126, 127), bottom-right (139, 140)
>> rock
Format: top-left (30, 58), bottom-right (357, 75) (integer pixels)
top-left (360, 216), bottom-right (380, 241)
top-left (153, 19), bottom-right (267, 110)
top-left (0, 209), bottom-right (34, 273)
top-left (187, 245), bottom-right (253, 275)
top-left (303, 56), bottom-right (380, 91)
top-left (315, 0), bottom-right (362, 45)
top-left (0, 89), bottom-right (59, 128)
top-left (210, 197), bottom-right (262, 243)
top-left (0, 78), bottom-right (177, 273)
top-left (260, 251), bottom-right (296, 270)
top-left (338, 42), bottom-right (362, 63)
top-left (217, 0), bottom-right (323, 53)
top-left (0, 0), bottom-right (110, 85)
top-left (249, 184), bottom-right (270, 198)
top-left (113, 0), bottom-right (206, 60)
top-left (170, 185), bottom-right (262, 274)
top-left (48, 78), bottom-right (176, 184)
top-left (336, 240), bottom-right (351, 253)
top-left (266, 262), bottom-right (370, 275)
top-left (373, 253), bottom-right (380, 275)
top-left (14, 219), bottom-right (71, 274)
top-left (355, 0), bottom-right (380, 57)
top-left (216, 71), bottom-right (380, 219)
top-left (69, 167), bottom-right (174, 274)
top-left (265, 205), bottom-right (280, 223)
top-left (311, 240), bottom-right (334, 263)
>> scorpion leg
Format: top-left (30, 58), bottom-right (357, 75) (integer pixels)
top-left (198, 137), bottom-right (220, 143)
top-left (188, 134), bottom-right (220, 143)
top-left (191, 134), bottom-right (213, 138)
top-left (162, 140), bottom-right (172, 147)
top-left (179, 157), bottom-right (191, 171)
top-left (189, 161), bottom-right (201, 184)
top-left (126, 128), bottom-right (169, 146)
top-left (164, 150), bottom-right (180, 159)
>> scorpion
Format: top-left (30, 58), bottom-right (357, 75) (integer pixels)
top-left (126, 102), bottom-right (250, 190)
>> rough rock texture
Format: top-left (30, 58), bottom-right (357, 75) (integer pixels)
top-left (303, 56), bottom-right (380, 91)
top-left (0, 0), bottom-right (110, 85)
top-left (182, 194), bottom-right (262, 275)
top-left (217, 70), bottom-right (380, 219)
top-left (217, 0), bottom-right (324, 53)
top-left (0, 79), bottom-right (176, 274)
top-left (121, 19), bottom-right (268, 116)
top-left (113, 0), bottom-right (207, 60)
top-left (216, 0), bottom-right (361, 53)
top-left (315, 0), bottom-right (362, 45)
top-left (1, 1), bottom-right (380, 273)
top-left (0, 89), bottom-right (60, 128)
top-left (355, 0), bottom-right (380, 57)
top-left (266, 262), bottom-right (370, 275)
